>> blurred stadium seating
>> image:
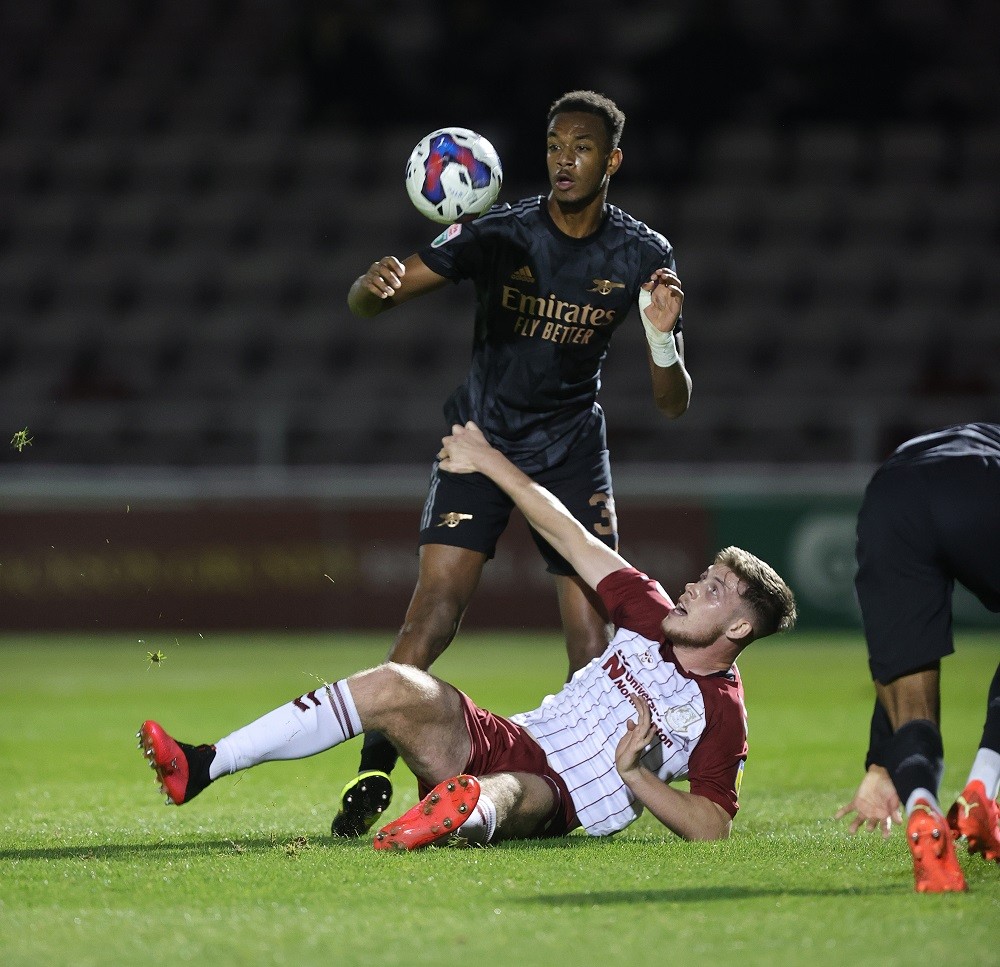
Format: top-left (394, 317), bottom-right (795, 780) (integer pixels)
top-left (1, 0), bottom-right (998, 473)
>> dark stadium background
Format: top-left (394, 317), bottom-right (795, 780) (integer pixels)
top-left (1, 0), bottom-right (997, 631)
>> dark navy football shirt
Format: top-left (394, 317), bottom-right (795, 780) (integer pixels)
top-left (882, 421), bottom-right (1000, 468)
top-left (419, 195), bottom-right (680, 474)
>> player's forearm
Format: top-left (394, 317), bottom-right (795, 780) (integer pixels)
top-left (347, 277), bottom-right (387, 318)
top-left (441, 423), bottom-right (627, 587)
top-left (474, 448), bottom-right (588, 559)
top-left (621, 766), bottom-right (732, 840)
top-left (649, 357), bottom-right (691, 417)
top-left (469, 446), bottom-right (622, 589)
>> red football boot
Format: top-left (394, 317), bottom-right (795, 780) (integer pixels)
top-left (906, 800), bottom-right (968, 893)
top-left (373, 775), bottom-right (480, 851)
top-left (137, 720), bottom-right (214, 805)
top-left (948, 780), bottom-right (1000, 862)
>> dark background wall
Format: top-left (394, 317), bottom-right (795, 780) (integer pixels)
top-left (1, 1), bottom-right (998, 629)
top-left (2, 0), bottom-right (997, 470)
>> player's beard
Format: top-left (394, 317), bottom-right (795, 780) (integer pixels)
top-left (663, 616), bottom-right (725, 650)
top-left (665, 629), bottom-right (714, 650)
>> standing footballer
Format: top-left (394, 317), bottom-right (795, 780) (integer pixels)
top-left (334, 90), bottom-right (692, 837)
top-left (837, 422), bottom-right (1000, 892)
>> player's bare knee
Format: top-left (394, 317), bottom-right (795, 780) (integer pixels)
top-left (350, 662), bottom-right (438, 728)
top-left (378, 662), bottom-right (440, 706)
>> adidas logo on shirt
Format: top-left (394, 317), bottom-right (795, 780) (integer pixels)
top-left (510, 265), bottom-right (535, 283)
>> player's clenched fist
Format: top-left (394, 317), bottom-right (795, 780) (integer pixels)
top-left (360, 256), bottom-right (406, 299)
top-left (439, 422), bottom-right (492, 475)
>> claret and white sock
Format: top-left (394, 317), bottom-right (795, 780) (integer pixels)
top-left (210, 679), bottom-right (362, 779)
top-left (456, 792), bottom-right (497, 845)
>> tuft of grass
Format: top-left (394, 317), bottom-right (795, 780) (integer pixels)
top-left (2, 632), bottom-right (998, 967)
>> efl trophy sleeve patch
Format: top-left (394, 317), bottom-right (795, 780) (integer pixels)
top-left (432, 223), bottom-right (463, 248)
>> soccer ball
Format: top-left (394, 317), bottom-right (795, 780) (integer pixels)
top-left (405, 127), bottom-right (503, 224)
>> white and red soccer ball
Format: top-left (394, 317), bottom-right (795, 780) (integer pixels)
top-left (405, 127), bottom-right (503, 224)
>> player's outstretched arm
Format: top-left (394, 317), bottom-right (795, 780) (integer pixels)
top-left (439, 422), bottom-right (628, 591)
top-left (639, 268), bottom-right (692, 418)
top-left (616, 695), bottom-right (731, 840)
top-left (347, 253), bottom-right (448, 317)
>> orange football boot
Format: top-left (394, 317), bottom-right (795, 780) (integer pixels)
top-left (373, 775), bottom-right (480, 851)
top-left (906, 800), bottom-right (968, 893)
top-left (948, 780), bottom-right (1000, 862)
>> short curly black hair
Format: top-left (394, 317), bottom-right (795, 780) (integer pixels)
top-left (547, 90), bottom-right (626, 150)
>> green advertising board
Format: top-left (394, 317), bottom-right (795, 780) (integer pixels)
top-left (712, 495), bottom-right (1000, 631)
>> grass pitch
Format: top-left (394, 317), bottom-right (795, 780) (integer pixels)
top-left (2, 631), bottom-right (998, 966)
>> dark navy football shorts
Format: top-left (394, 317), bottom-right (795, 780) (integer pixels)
top-left (855, 459), bottom-right (1000, 684)
top-left (418, 447), bottom-right (618, 577)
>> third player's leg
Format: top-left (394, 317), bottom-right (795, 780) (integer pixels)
top-left (877, 665), bottom-right (946, 812)
top-left (875, 664), bottom-right (941, 730)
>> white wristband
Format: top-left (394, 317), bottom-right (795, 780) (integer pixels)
top-left (638, 288), bottom-right (679, 368)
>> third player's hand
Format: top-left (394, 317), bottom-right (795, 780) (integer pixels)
top-left (834, 765), bottom-right (903, 838)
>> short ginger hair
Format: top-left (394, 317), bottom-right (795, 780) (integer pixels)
top-left (716, 546), bottom-right (797, 639)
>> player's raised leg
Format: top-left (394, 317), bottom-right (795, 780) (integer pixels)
top-left (332, 543), bottom-right (487, 837)
top-left (139, 663), bottom-right (472, 811)
top-left (138, 721), bottom-right (215, 805)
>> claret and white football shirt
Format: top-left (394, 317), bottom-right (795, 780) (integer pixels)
top-left (511, 566), bottom-right (748, 836)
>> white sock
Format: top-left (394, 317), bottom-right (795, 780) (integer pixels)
top-left (967, 748), bottom-right (1000, 799)
top-left (457, 792), bottom-right (497, 845)
top-left (211, 679), bottom-right (362, 778)
top-left (905, 787), bottom-right (941, 816)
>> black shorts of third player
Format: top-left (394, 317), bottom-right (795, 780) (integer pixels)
top-left (419, 447), bottom-right (618, 575)
top-left (855, 457), bottom-right (1000, 685)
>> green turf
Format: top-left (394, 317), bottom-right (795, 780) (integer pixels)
top-left (2, 631), bottom-right (998, 966)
